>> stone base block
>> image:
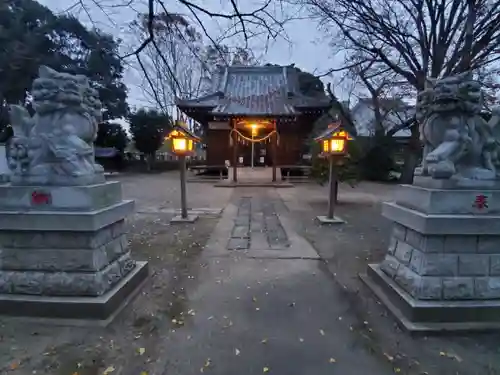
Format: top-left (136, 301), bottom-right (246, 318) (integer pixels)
top-left (316, 215), bottom-right (345, 225)
top-left (361, 264), bottom-right (500, 332)
top-left (0, 181), bottom-right (123, 212)
top-left (0, 200), bottom-right (134, 231)
top-left (383, 201), bottom-right (500, 235)
top-left (170, 214), bottom-right (199, 223)
top-left (413, 176), bottom-right (500, 190)
top-left (0, 253), bottom-right (136, 296)
top-left (10, 171), bottom-right (105, 187)
top-left (395, 184), bottom-right (500, 215)
top-left (0, 261), bottom-right (148, 326)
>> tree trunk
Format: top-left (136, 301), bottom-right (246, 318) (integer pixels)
top-left (146, 153), bottom-right (155, 171)
top-left (400, 126), bottom-right (420, 184)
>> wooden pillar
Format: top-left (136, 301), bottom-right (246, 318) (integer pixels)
top-left (232, 124), bottom-right (238, 182)
top-left (272, 122), bottom-right (277, 182)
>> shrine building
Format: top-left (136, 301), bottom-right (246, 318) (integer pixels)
top-left (175, 65), bottom-right (330, 182)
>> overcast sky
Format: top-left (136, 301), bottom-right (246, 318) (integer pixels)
top-left (38, 0), bottom-right (340, 110)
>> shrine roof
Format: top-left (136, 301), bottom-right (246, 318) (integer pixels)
top-left (175, 65), bottom-right (330, 116)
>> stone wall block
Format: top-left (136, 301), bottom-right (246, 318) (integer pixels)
top-left (458, 254), bottom-right (489, 276)
top-left (477, 236), bottom-right (500, 253)
top-left (475, 277), bottom-right (500, 299)
top-left (0, 253), bottom-right (134, 297)
top-left (394, 241), bottom-right (414, 265)
top-left (421, 254), bottom-right (458, 276)
top-left (101, 235), bottom-right (128, 264)
top-left (444, 235), bottom-right (477, 253)
top-left (406, 229), bottom-right (423, 250)
top-left (490, 255), bottom-right (500, 276)
top-left (442, 277), bottom-right (475, 299)
top-left (1, 248), bottom-right (96, 272)
top-left (394, 266), bottom-right (420, 297)
top-left (387, 236), bottom-right (397, 255)
top-left (89, 226), bottom-right (113, 248)
top-left (392, 223), bottom-right (407, 241)
top-left (110, 219), bottom-right (126, 238)
top-left (380, 255), bottom-right (401, 278)
top-left (421, 236), bottom-right (445, 253)
top-left (418, 277), bottom-right (443, 300)
top-left (409, 248), bottom-right (423, 274)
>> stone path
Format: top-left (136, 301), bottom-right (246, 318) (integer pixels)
top-left (227, 196), bottom-right (290, 251)
top-left (204, 188), bottom-right (317, 260)
top-left (153, 187), bottom-right (393, 375)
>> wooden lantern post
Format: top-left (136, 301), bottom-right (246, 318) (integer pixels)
top-left (314, 126), bottom-right (350, 224)
top-left (168, 121), bottom-right (200, 223)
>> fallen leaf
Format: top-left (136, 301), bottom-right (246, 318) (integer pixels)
top-left (138, 347), bottom-right (146, 356)
top-left (72, 372), bottom-right (79, 375)
top-left (384, 353), bottom-right (394, 362)
top-left (252, 297), bottom-right (258, 302)
top-left (329, 358), bottom-right (336, 363)
top-left (103, 366), bottom-right (115, 375)
top-left (140, 372), bottom-right (148, 375)
top-left (263, 367), bottom-right (270, 373)
top-left (319, 329), bottom-right (325, 336)
top-left (10, 361), bottom-right (20, 370)
top-left (394, 368), bottom-right (401, 373)
top-left (261, 338), bottom-right (268, 344)
top-left (439, 351), bottom-right (446, 356)
top-left (235, 348), bottom-right (240, 356)
top-left (204, 358), bottom-right (211, 367)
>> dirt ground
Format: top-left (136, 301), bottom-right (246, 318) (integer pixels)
top-left (1, 174), bottom-right (500, 375)
top-left (281, 182), bottom-right (500, 375)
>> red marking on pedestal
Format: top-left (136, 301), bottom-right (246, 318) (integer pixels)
top-left (31, 191), bottom-right (51, 205)
top-left (473, 194), bottom-right (489, 210)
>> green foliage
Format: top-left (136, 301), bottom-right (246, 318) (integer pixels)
top-left (95, 122), bottom-right (129, 152)
top-left (357, 136), bottom-right (397, 181)
top-left (129, 109), bottom-right (172, 157)
top-left (0, 0), bottom-right (128, 124)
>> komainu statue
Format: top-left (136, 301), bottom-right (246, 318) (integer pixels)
top-left (7, 66), bottom-right (105, 185)
top-left (415, 72), bottom-right (500, 181)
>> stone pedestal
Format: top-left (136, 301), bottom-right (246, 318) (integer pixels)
top-left (0, 181), bottom-right (148, 324)
top-left (362, 178), bottom-right (500, 331)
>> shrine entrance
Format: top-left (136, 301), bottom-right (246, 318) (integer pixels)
top-left (229, 118), bottom-right (279, 182)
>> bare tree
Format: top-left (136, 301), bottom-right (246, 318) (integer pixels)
top-left (130, 11), bottom-right (206, 113)
top-left (301, 0), bottom-right (500, 182)
top-left (63, 0), bottom-right (292, 111)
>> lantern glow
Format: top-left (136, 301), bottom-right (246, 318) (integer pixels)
top-left (315, 126), bottom-right (351, 156)
top-left (167, 124), bottom-right (200, 156)
top-left (250, 124), bottom-right (258, 136)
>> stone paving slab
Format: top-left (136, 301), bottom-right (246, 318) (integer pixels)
top-left (204, 190), bottom-right (318, 259)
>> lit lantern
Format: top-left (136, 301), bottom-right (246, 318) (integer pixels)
top-left (167, 122), bottom-right (200, 156)
top-left (250, 123), bottom-right (258, 137)
top-left (315, 125), bottom-right (352, 156)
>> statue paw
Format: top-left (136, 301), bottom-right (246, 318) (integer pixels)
top-left (425, 153), bottom-right (440, 163)
top-left (429, 160), bottom-right (455, 179)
